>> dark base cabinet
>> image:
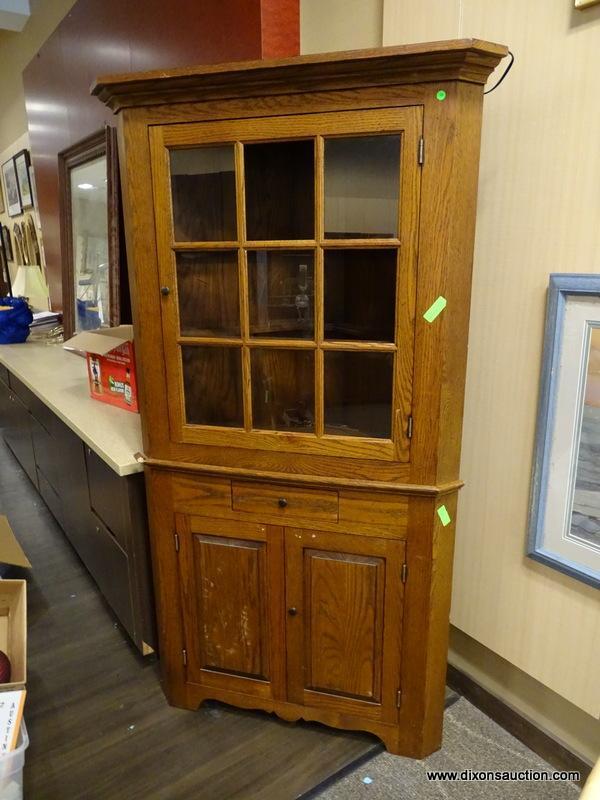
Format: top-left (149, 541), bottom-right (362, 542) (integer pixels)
top-left (0, 367), bottom-right (156, 654)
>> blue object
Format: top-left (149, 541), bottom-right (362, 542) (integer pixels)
top-left (77, 298), bottom-right (101, 331)
top-left (0, 297), bottom-right (33, 344)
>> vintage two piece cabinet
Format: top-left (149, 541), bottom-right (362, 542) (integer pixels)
top-left (93, 39), bottom-right (507, 757)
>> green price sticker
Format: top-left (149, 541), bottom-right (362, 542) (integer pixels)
top-left (436, 90), bottom-right (447, 101)
top-left (437, 505), bottom-right (451, 527)
top-left (423, 295), bottom-right (447, 323)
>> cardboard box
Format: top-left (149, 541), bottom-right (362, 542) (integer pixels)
top-left (0, 518), bottom-right (28, 691)
top-left (63, 325), bottom-right (139, 413)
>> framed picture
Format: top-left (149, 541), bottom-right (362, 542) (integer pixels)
top-left (1, 158), bottom-right (22, 217)
top-left (528, 274), bottom-right (600, 588)
top-left (1, 226), bottom-right (13, 262)
top-left (13, 150), bottom-right (32, 209)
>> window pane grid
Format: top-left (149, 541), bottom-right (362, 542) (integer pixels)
top-left (171, 134), bottom-right (402, 441)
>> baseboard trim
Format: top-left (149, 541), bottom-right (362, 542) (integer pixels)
top-left (447, 664), bottom-right (591, 786)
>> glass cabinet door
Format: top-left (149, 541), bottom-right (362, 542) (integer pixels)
top-left (150, 107), bottom-right (421, 461)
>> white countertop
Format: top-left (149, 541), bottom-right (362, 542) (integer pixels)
top-left (0, 341), bottom-right (143, 476)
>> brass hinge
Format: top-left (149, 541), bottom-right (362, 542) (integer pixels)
top-left (407, 415), bottom-right (413, 439)
top-left (396, 689), bottom-right (403, 708)
top-left (174, 533), bottom-right (180, 552)
top-left (418, 137), bottom-right (425, 165)
top-left (401, 563), bottom-right (408, 584)
top-left (182, 648), bottom-right (188, 666)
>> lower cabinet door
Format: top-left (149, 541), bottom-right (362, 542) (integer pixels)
top-left (177, 514), bottom-right (285, 700)
top-left (285, 528), bottom-right (405, 723)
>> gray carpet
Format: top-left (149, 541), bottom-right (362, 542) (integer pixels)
top-left (316, 699), bottom-right (580, 799)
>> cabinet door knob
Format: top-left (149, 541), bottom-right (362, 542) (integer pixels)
top-left (278, 497), bottom-right (288, 508)
top-left (288, 607), bottom-right (298, 616)
top-left (160, 286), bottom-right (171, 296)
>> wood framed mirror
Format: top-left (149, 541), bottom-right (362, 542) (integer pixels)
top-left (59, 126), bottom-right (129, 338)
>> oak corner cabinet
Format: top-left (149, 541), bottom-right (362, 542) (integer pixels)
top-left (94, 39), bottom-right (508, 757)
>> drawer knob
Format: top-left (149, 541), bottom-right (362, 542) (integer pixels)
top-left (278, 497), bottom-right (288, 508)
top-left (288, 607), bottom-right (298, 616)
top-left (160, 286), bottom-right (171, 296)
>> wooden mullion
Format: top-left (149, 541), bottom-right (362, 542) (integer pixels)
top-left (235, 141), bottom-right (252, 432)
top-left (315, 348), bottom-right (324, 437)
top-left (321, 340), bottom-right (397, 352)
top-left (315, 136), bottom-right (324, 437)
top-left (246, 338), bottom-right (315, 350)
top-left (244, 240), bottom-right (316, 249)
top-left (172, 241), bottom-right (239, 250)
top-left (242, 345), bottom-right (252, 432)
top-left (177, 336), bottom-right (242, 347)
top-left (321, 239), bottom-right (401, 248)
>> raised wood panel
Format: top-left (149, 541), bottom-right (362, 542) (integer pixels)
top-left (176, 514), bottom-right (285, 699)
top-left (303, 550), bottom-right (384, 701)
top-left (285, 528), bottom-right (405, 723)
top-left (192, 533), bottom-right (269, 679)
top-left (232, 481), bottom-right (339, 521)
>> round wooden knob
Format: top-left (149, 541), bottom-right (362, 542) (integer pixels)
top-left (278, 497), bottom-right (288, 508)
top-left (288, 607), bottom-right (298, 616)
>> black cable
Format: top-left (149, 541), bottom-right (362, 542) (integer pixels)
top-left (484, 50), bottom-right (515, 95)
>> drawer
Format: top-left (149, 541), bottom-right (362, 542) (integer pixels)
top-left (232, 481), bottom-right (339, 522)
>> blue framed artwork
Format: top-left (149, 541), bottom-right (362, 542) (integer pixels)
top-left (528, 274), bottom-right (600, 588)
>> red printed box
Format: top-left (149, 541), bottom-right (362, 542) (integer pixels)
top-left (63, 325), bottom-right (139, 413)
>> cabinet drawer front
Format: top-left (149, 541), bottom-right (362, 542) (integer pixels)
top-left (232, 481), bottom-right (339, 522)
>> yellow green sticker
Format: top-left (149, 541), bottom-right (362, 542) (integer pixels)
top-left (437, 505), bottom-right (451, 526)
top-left (436, 90), bottom-right (447, 101)
top-left (423, 296), bottom-right (447, 323)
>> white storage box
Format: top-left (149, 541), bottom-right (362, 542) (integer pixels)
top-left (0, 721), bottom-right (28, 800)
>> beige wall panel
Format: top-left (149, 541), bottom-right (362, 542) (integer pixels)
top-left (382, 0), bottom-right (460, 44)
top-left (384, 0), bottom-right (600, 718)
top-left (449, 627), bottom-right (600, 765)
top-left (300, 0), bottom-right (383, 54)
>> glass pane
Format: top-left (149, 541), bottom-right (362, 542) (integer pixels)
top-left (248, 250), bottom-right (314, 339)
top-left (571, 326), bottom-right (600, 547)
top-left (324, 135), bottom-right (400, 239)
top-left (251, 349), bottom-right (314, 432)
top-left (245, 140), bottom-right (314, 240)
top-left (182, 346), bottom-right (243, 427)
top-left (324, 351), bottom-right (393, 438)
top-left (324, 249), bottom-right (397, 342)
top-left (177, 251), bottom-right (239, 337)
top-left (170, 146), bottom-right (236, 241)
top-left (70, 155), bottom-right (110, 332)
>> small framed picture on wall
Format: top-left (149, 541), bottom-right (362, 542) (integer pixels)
top-left (13, 150), bottom-right (33, 209)
top-left (1, 158), bottom-right (22, 217)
